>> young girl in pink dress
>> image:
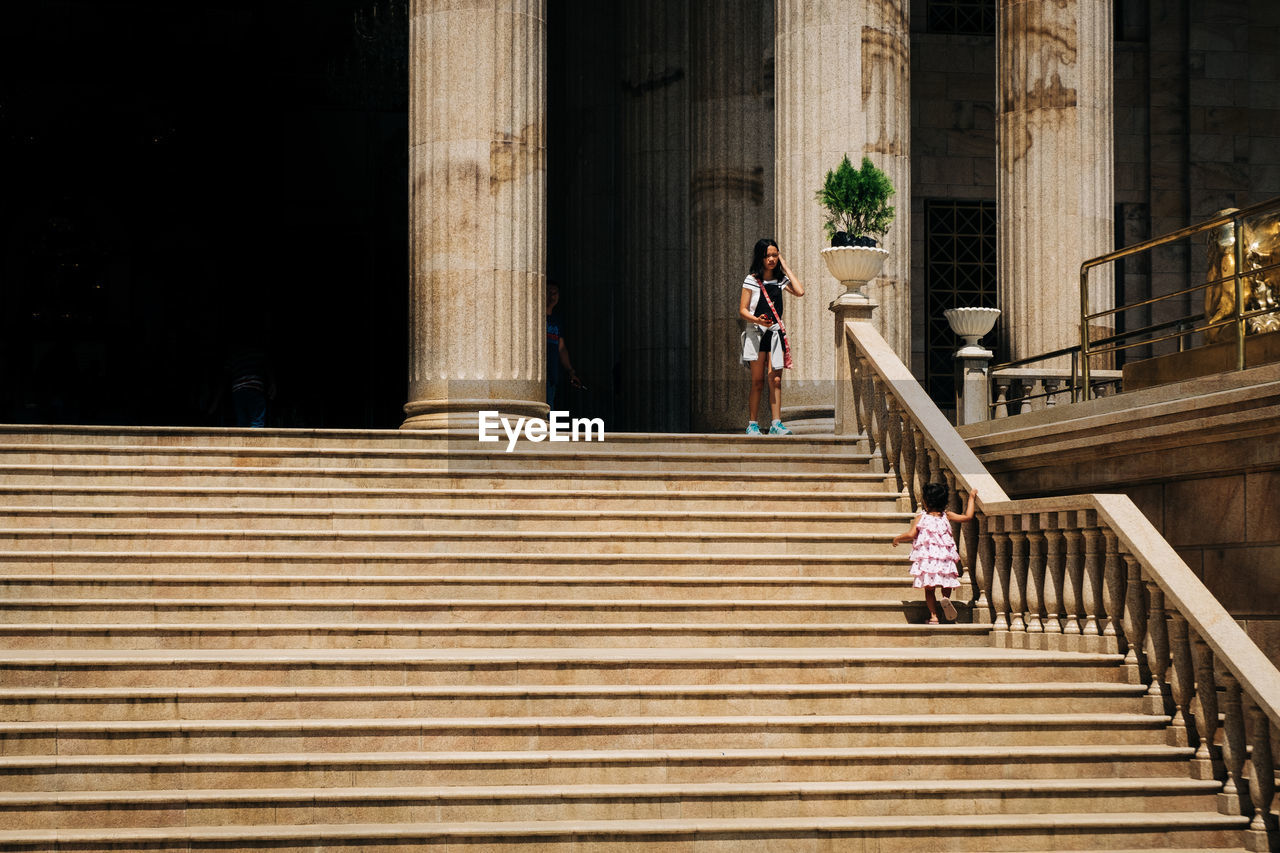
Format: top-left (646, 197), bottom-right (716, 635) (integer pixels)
top-left (891, 483), bottom-right (977, 624)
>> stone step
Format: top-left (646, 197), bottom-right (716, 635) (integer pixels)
top-left (0, 573), bottom-right (945, 602)
top-left (0, 597), bottom-right (970, 625)
top-left (0, 682), bottom-right (1146, 722)
top-left (0, 506), bottom-right (912, 534)
top-left (0, 464), bottom-right (892, 492)
top-left (0, 647), bottom-right (1133, 689)
top-left (0, 745), bottom-right (1200, 792)
top-left (0, 485), bottom-right (905, 512)
top-left (0, 527), bottom-right (908, 555)
top-left (0, 812), bottom-right (1249, 852)
top-left (0, 622), bottom-right (992, 651)
top-left (0, 426), bottom-right (861, 454)
top-left (0, 551), bottom-right (915, 577)
top-left (0, 778), bottom-right (1224, 830)
top-left (0, 712), bottom-right (1172, 756)
top-left (0, 443), bottom-right (877, 474)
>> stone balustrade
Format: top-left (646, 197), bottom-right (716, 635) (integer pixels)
top-left (844, 317), bottom-right (1280, 852)
top-left (990, 368), bottom-right (1123, 418)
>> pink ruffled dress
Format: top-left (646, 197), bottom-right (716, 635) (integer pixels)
top-left (908, 512), bottom-right (961, 589)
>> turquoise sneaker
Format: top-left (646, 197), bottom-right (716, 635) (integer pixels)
top-left (745, 422), bottom-right (762, 436)
top-left (768, 420), bottom-right (792, 436)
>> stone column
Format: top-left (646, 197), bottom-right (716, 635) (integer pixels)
top-left (689, 0), bottom-right (774, 433)
top-left (997, 0), bottom-right (1114, 363)
top-left (774, 0), bottom-right (911, 431)
top-left (403, 0), bottom-right (547, 431)
top-left (620, 0), bottom-right (690, 432)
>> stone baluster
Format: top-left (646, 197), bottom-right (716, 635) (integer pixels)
top-left (899, 418), bottom-right (919, 509)
top-left (913, 430), bottom-right (930, 508)
top-left (1061, 515), bottom-right (1083, 645)
top-left (1101, 529), bottom-right (1123, 655)
top-left (1143, 579), bottom-right (1171, 716)
top-left (990, 519), bottom-right (1012, 640)
top-left (1043, 377), bottom-right (1062, 407)
top-left (1007, 522), bottom-right (1029, 639)
top-left (926, 448), bottom-right (942, 491)
top-left (1015, 378), bottom-right (1030, 411)
top-left (849, 350), bottom-right (870, 435)
top-left (1189, 632), bottom-right (1221, 780)
top-left (1030, 378), bottom-right (1046, 411)
top-left (1079, 513), bottom-right (1103, 651)
top-left (993, 376), bottom-right (1010, 419)
top-left (1218, 667), bottom-right (1248, 816)
top-left (1167, 613), bottom-right (1194, 748)
top-left (961, 500), bottom-right (980, 598)
top-left (850, 355), bottom-right (868, 442)
top-left (1041, 513), bottom-right (1064, 640)
top-left (974, 513), bottom-right (994, 624)
top-left (1246, 698), bottom-right (1278, 840)
top-left (943, 470), bottom-right (964, 569)
top-left (1024, 515), bottom-right (1046, 643)
top-left (885, 399), bottom-right (906, 499)
top-left (1121, 554), bottom-right (1148, 674)
top-left (860, 358), bottom-right (879, 455)
top-left (870, 376), bottom-right (890, 473)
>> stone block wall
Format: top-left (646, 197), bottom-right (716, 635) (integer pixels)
top-left (1187, 0), bottom-right (1280, 216)
top-left (1127, 469), bottom-right (1280, 663)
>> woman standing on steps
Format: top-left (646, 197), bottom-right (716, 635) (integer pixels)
top-left (739, 238), bottom-right (804, 435)
top-left (891, 483), bottom-right (976, 624)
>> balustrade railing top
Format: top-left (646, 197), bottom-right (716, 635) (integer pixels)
top-left (844, 317), bottom-right (1280, 848)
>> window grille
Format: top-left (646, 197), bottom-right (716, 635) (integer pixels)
top-left (926, 0), bottom-right (995, 36)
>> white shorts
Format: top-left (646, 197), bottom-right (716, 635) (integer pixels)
top-left (741, 326), bottom-right (786, 370)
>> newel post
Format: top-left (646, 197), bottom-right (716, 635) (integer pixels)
top-left (832, 296), bottom-right (877, 438)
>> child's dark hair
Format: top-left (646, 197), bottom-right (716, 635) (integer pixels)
top-left (922, 482), bottom-right (950, 512)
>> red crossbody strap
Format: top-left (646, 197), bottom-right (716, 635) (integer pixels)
top-left (755, 276), bottom-right (793, 370)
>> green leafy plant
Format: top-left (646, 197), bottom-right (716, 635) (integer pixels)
top-left (815, 155), bottom-right (896, 243)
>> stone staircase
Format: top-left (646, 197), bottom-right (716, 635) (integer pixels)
top-left (0, 426), bottom-right (1250, 851)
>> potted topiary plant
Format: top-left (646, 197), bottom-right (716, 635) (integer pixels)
top-left (816, 155), bottom-right (895, 299)
top-left (815, 155), bottom-right (895, 247)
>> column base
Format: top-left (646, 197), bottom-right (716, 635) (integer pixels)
top-left (401, 398), bottom-right (551, 433)
top-left (779, 407), bottom-right (835, 435)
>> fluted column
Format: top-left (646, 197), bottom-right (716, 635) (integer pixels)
top-left (404, 0), bottom-right (547, 430)
top-left (997, 0), bottom-right (1114, 363)
top-left (690, 0), bottom-right (773, 432)
top-left (775, 0), bottom-right (910, 429)
top-left (620, 0), bottom-right (690, 432)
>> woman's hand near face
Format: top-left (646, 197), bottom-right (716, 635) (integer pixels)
top-left (779, 255), bottom-right (804, 297)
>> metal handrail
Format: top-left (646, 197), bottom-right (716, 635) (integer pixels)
top-left (1080, 195), bottom-right (1280, 394)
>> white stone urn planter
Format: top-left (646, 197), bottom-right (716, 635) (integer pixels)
top-left (820, 246), bottom-right (889, 301)
top-left (944, 306), bottom-right (1001, 356)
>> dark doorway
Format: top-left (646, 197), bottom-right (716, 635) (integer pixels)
top-left (0, 1), bottom-right (409, 428)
